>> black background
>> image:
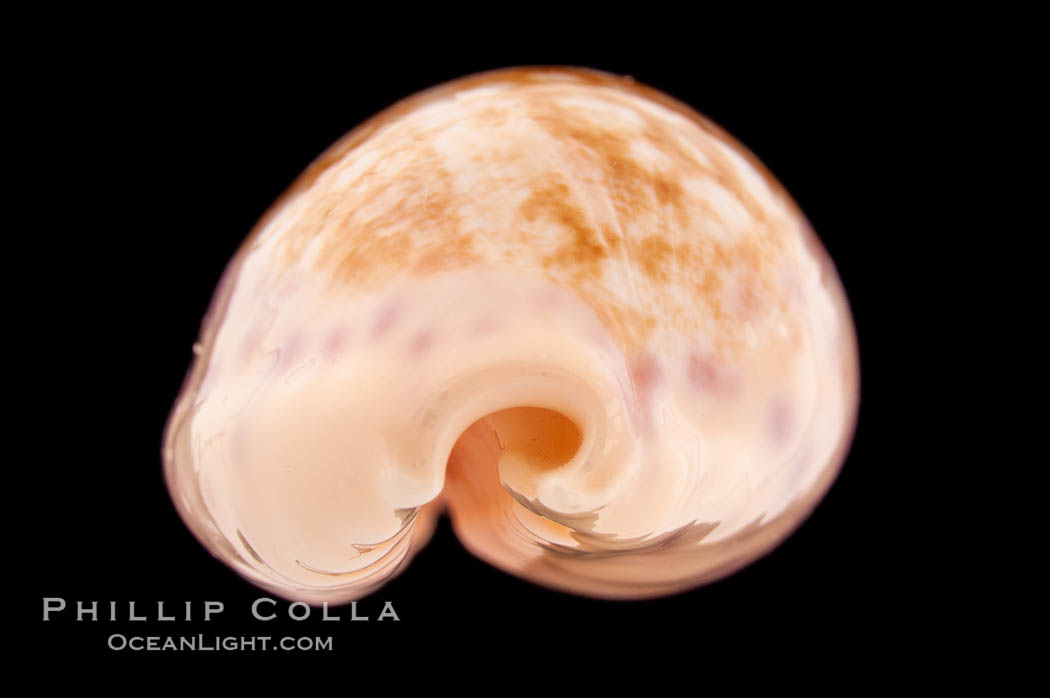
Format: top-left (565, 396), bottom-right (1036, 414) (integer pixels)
top-left (22, 29), bottom-right (924, 663)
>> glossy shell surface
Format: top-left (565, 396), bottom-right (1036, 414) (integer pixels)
top-left (164, 67), bottom-right (859, 602)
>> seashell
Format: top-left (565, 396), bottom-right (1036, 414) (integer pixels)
top-left (163, 67), bottom-right (859, 603)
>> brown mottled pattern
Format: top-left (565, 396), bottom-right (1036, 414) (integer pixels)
top-left (256, 68), bottom-right (804, 355)
top-left (520, 179), bottom-right (611, 278)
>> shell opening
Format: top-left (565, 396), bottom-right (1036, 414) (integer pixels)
top-left (487, 406), bottom-right (583, 474)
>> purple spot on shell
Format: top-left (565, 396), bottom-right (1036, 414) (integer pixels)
top-left (688, 353), bottom-right (741, 398)
top-left (409, 329), bottom-right (436, 356)
top-left (767, 396), bottom-right (793, 445)
top-left (324, 328), bottom-right (347, 356)
top-left (240, 326), bottom-right (264, 360)
top-left (629, 355), bottom-right (661, 432)
top-left (688, 354), bottom-right (717, 392)
top-left (472, 314), bottom-right (499, 335)
top-left (631, 355), bottom-right (661, 393)
top-left (372, 303), bottom-right (400, 338)
top-left (279, 334), bottom-right (302, 368)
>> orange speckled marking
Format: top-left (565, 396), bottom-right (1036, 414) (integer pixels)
top-left (527, 105), bottom-right (690, 227)
top-left (520, 179), bottom-right (609, 278)
top-left (251, 67), bottom-right (808, 356)
top-left (638, 237), bottom-right (674, 283)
